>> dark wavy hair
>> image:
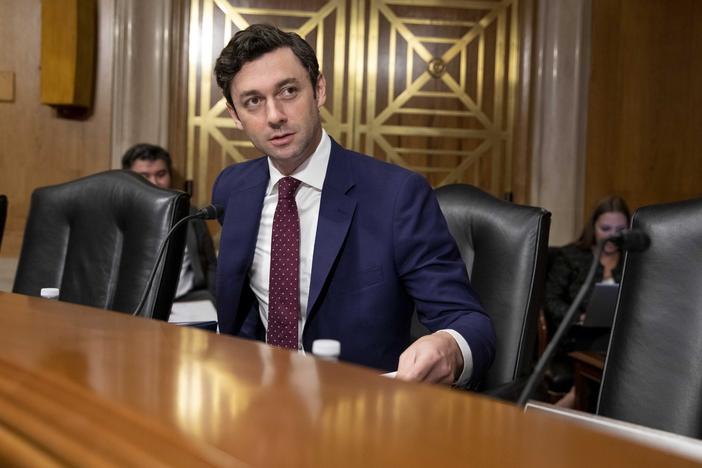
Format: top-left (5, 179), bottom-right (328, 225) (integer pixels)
top-left (120, 143), bottom-right (172, 174)
top-left (575, 196), bottom-right (631, 248)
top-left (214, 24), bottom-right (320, 108)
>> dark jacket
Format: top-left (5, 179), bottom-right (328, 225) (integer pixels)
top-left (544, 243), bottom-right (623, 333)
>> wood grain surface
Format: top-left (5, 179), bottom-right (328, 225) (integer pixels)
top-left (0, 292), bottom-right (699, 467)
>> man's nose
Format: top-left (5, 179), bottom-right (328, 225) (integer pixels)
top-left (266, 99), bottom-right (286, 127)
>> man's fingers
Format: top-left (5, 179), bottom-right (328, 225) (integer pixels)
top-left (395, 333), bottom-right (462, 384)
top-left (396, 340), bottom-right (450, 383)
top-left (397, 348), bottom-right (428, 382)
top-left (412, 350), bottom-right (453, 384)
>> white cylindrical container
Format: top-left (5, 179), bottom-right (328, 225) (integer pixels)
top-left (312, 339), bottom-right (341, 361)
top-left (40, 288), bottom-right (60, 300)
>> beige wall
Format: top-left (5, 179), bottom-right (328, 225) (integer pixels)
top-left (529, 0), bottom-right (591, 246)
top-left (0, 0), bottom-right (114, 258)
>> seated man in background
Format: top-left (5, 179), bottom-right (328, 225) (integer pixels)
top-left (211, 24), bottom-right (495, 386)
top-left (121, 144), bottom-right (217, 308)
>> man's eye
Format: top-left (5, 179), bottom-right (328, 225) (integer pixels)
top-left (244, 97), bottom-right (261, 107)
top-left (281, 87), bottom-right (297, 98)
top-left (600, 226), bottom-right (612, 231)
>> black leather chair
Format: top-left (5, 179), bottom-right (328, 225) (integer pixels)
top-left (429, 184), bottom-right (551, 391)
top-left (597, 197), bottom-right (702, 438)
top-left (13, 170), bottom-right (189, 320)
top-left (0, 194), bottom-right (7, 252)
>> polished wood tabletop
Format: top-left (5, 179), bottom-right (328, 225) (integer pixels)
top-left (0, 292), bottom-right (698, 467)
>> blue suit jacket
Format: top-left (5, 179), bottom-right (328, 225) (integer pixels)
top-left (212, 139), bottom-right (495, 382)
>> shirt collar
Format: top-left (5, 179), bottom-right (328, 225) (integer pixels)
top-left (266, 130), bottom-right (330, 195)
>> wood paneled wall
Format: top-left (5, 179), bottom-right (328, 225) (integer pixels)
top-left (0, 0), bottom-right (114, 258)
top-left (181, 0), bottom-right (533, 208)
top-left (585, 0), bottom-right (702, 214)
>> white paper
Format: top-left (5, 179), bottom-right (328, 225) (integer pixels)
top-left (168, 300), bottom-right (217, 324)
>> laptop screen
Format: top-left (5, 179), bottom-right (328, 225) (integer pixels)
top-left (583, 282), bottom-right (619, 328)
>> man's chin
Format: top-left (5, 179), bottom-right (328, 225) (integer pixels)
top-left (267, 149), bottom-right (298, 162)
top-left (266, 149), bottom-right (308, 172)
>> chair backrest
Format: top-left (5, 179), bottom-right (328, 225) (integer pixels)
top-left (13, 170), bottom-right (190, 320)
top-left (597, 197), bottom-right (702, 438)
top-left (435, 184), bottom-right (551, 388)
top-left (0, 194), bottom-right (7, 252)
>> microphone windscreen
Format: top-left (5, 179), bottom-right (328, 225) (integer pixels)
top-left (197, 204), bottom-right (223, 220)
top-left (608, 229), bottom-right (651, 252)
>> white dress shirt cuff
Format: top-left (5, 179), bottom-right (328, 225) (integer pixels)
top-left (438, 329), bottom-right (473, 386)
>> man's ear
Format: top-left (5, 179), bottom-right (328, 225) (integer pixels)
top-left (226, 103), bottom-right (243, 130)
top-left (316, 74), bottom-right (327, 108)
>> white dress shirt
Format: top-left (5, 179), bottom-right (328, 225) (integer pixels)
top-left (248, 130), bottom-right (473, 384)
top-left (249, 131), bottom-right (329, 348)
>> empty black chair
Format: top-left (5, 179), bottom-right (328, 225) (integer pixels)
top-left (597, 197), bottom-right (702, 438)
top-left (0, 194), bottom-right (6, 253)
top-left (433, 184), bottom-right (551, 390)
top-left (13, 170), bottom-right (189, 320)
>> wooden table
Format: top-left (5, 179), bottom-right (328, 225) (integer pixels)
top-left (569, 351), bottom-right (606, 413)
top-left (0, 292), bottom-right (698, 467)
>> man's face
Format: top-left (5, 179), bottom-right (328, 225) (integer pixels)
top-left (227, 47), bottom-right (326, 175)
top-left (130, 159), bottom-right (172, 189)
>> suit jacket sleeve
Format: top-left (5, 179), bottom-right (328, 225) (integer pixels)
top-left (393, 172), bottom-right (496, 383)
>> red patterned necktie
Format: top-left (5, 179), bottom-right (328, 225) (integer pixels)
top-left (267, 177), bottom-right (302, 349)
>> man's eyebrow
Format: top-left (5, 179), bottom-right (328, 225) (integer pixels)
top-left (275, 78), bottom-right (299, 89)
top-left (237, 78), bottom-right (300, 99)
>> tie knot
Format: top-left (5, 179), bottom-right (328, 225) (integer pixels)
top-left (278, 177), bottom-right (301, 200)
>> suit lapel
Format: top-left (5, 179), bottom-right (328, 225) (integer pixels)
top-left (306, 141), bottom-right (356, 316)
top-left (221, 159), bottom-right (269, 280)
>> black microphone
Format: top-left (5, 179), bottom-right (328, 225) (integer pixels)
top-left (132, 204), bottom-right (223, 316)
top-left (194, 204), bottom-right (223, 220)
top-left (605, 229), bottom-right (651, 252)
top-left (516, 228), bottom-right (650, 406)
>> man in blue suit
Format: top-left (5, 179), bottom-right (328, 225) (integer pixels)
top-left (212, 24), bottom-right (495, 386)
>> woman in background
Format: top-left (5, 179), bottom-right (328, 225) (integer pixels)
top-left (544, 196), bottom-right (630, 407)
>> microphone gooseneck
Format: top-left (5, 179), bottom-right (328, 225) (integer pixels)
top-left (516, 229), bottom-right (650, 406)
top-left (132, 204), bottom-right (223, 317)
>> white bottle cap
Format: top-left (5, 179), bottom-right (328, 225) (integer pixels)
top-left (40, 288), bottom-right (60, 299)
top-left (312, 339), bottom-right (341, 358)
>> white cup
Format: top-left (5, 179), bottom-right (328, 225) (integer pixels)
top-left (312, 339), bottom-right (341, 361)
top-left (40, 288), bottom-right (60, 300)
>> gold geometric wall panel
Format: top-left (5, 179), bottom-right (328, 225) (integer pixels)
top-left (361, 0), bottom-right (519, 192)
top-left (187, 0), bottom-right (518, 205)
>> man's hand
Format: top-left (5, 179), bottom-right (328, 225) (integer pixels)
top-left (396, 331), bottom-right (464, 384)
